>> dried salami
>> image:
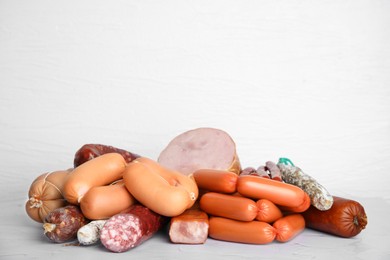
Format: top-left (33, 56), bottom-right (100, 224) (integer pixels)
top-left (100, 205), bottom-right (166, 253)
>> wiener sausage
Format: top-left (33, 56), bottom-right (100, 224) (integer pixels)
top-left (74, 143), bottom-right (140, 167)
top-left (100, 205), bottom-right (166, 253)
top-left (208, 217), bottom-right (276, 244)
top-left (123, 157), bottom-right (198, 217)
top-left (169, 207), bottom-right (209, 244)
top-left (273, 214), bottom-right (305, 242)
top-left (200, 192), bottom-right (258, 222)
top-left (237, 175), bottom-right (309, 208)
top-left (278, 191), bottom-right (311, 213)
top-left (193, 169), bottom-right (238, 193)
top-left (302, 196), bottom-right (367, 238)
top-left (256, 199), bottom-right (283, 223)
top-left (63, 153), bottom-right (127, 205)
top-left (79, 180), bottom-right (137, 220)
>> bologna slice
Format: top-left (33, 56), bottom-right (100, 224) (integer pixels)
top-left (158, 127), bottom-right (241, 176)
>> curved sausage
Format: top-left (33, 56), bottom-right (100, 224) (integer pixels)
top-left (79, 180), bottom-right (137, 220)
top-left (273, 214), bottom-right (305, 242)
top-left (63, 153), bottom-right (127, 205)
top-left (255, 199), bottom-right (283, 223)
top-left (237, 175), bottom-right (309, 208)
top-left (200, 192), bottom-right (258, 222)
top-left (208, 217), bottom-right (276, 244)
top-left (301, 196), bottom-right (367, 238)
top-left (193, 169), bottom-right (238, 193)
top-left (74, 143), bottom-right (140, 167)
top-left (123, 157), bottom-right (198, 217)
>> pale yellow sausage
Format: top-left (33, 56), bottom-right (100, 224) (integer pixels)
top-left (123, 157), bottom-right (198, 217)
top-left (63, 153), bottom-right (127, 204)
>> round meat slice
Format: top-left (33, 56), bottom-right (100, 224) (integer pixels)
top-left (157, 127), bottom-right (241, 176)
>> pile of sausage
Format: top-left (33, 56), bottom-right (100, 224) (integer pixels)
top-left (25, 127), bottom-right (368, 253)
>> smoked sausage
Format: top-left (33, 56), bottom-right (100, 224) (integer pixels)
top-left (100, 205), bottom-right (166, 252)
top-left (43, 205), bottom-right (88, 243)
top-left (208, 217), bottom-right (276, 244)
top-left (73, 143), bottom-right (140, 167)
top-left (26, 169), bottom-right (72, 223)
top-left (301, 196), bottom-right (367, 238)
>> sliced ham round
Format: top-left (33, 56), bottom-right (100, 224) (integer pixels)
top-left (157, 127), bottom-right (241, 176)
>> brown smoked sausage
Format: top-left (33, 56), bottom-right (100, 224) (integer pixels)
top-left (301, 196), bottom-right (367, 238)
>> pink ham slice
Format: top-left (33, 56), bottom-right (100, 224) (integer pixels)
top-left (157, 127), bottom-right (241, 176)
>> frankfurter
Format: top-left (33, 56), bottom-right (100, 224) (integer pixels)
top-left (256, 199), bottom-right (283, 223)
top-left (273, 214), bottom-right (305, 242)
top-left (74, 143), bottom-right (140, 167)
top-left (200, 192), bottom-right (258, 222)
top-left (301, 196), bottom-right (367, 238)
top-left (278, 191), bottom-right (311, 213)
top-left (123, 157), bottom-right (198, 217)
top-left (79, 180), bottom-right (137, 220)
top-left (63, 153), bottom-right (127, 205)
top-left (208, 217), bottom-right (276, 244)
top-left (193, 169), bottom-right (238, 193)
top-left (237, 175), bottom-right (309, 208)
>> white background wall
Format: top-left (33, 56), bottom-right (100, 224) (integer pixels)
top-left (1, 0), bottom-right (389, 202)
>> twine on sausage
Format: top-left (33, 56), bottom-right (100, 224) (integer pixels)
top-left (29, 171), bottom-right (63, 208)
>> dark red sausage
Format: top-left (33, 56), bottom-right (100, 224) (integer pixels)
top-left (301, 196), bottom-right (367, 238)
top-left (100, 205), bottom-right (166, 253)
top-left (73, 144), bottom-right (140, 167)
top-left (43, 205), bottom-right (88, 243)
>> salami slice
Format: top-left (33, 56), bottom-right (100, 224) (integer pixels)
top-left (100, 205), bottom-right (166, 253)
top-left (158, 127), bottom-right (241, 176)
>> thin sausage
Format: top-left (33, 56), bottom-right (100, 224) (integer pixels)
top-left (301, 196), bottom-right (367, 238)
top-left (123, 157), bottom-right (198, 217)
top-left (79, 180), bottom-right (137, 220)
top-left (255, 199), bottom-right (283, 223)
top-left (237, 175), bottom-right (309, 208)
top-left (273, 214), bottom-right (305, 242)
top-left (193, 169), bottom-right (238, 193)
top-left (278, 191), bottom-right (311, 213)
top-left (208, 217), bottom-right (276, 244)
top-left (200, 192), bottom-right (258, 221)
top-left (63, 153), bottom-right (127, 205)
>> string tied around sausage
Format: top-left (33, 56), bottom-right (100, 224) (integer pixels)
top-left (278, 158), bottom-right (295, 166)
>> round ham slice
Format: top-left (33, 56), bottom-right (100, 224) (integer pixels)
top-left (157, 127), bottom-right (241, 176)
